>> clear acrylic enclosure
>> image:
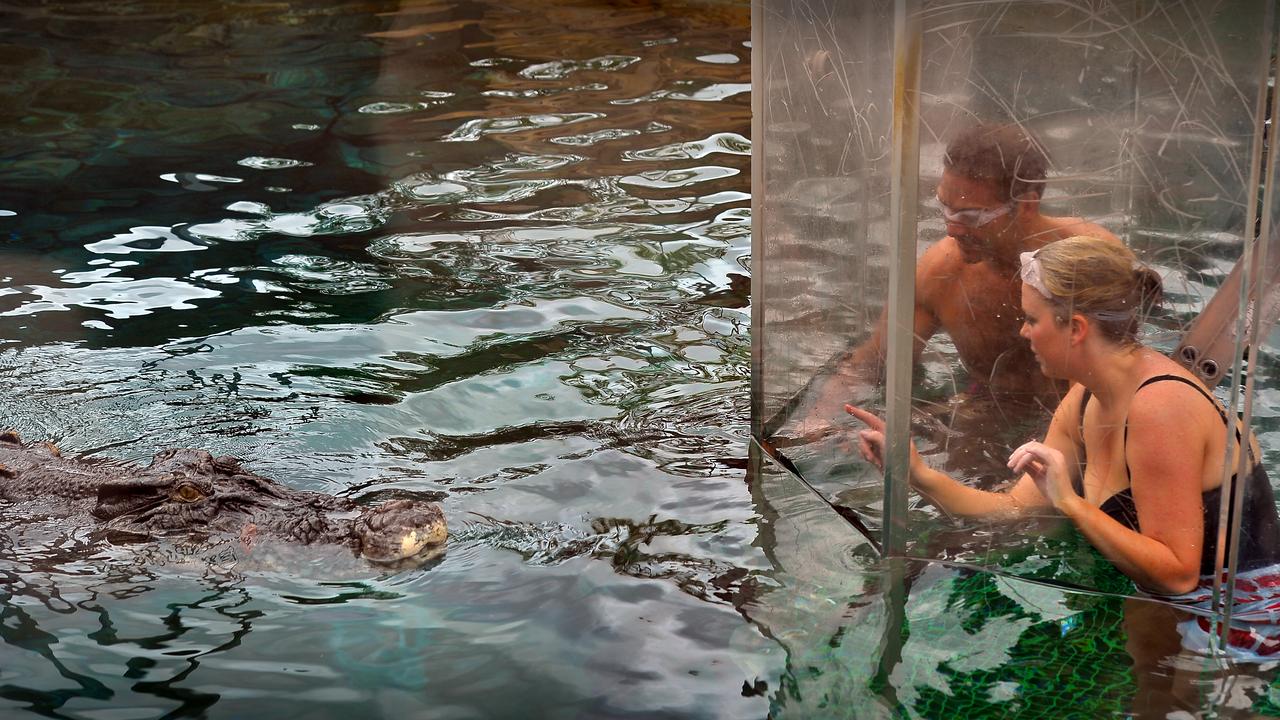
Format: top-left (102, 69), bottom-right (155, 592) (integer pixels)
top-left (752, 0), bottom-right (1280, 640)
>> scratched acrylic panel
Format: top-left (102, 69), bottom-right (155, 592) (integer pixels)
top-left (750, 0), bottom-right (895, 427)
top-left (753, 0), bottom-right (1277, 624)
top-left (750, 0), bottom-right (898, 530)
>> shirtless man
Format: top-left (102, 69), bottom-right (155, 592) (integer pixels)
top-left (798, 123), bottom-right (1121, 435)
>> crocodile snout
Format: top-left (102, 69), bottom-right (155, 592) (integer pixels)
top-left (353, 499), bottom-right (448, 564)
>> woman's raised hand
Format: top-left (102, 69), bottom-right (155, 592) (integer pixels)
top-left (844, 404), bottom-right (886, 471)
top-left (844, 404), bottom-right (927, 479)
top-left (1007, 441), bottom-right (1077, 510)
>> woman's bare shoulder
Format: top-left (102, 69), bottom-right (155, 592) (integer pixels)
top-left (1127, 369), bottom-right (1220, 436)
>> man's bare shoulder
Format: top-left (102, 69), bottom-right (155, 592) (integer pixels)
top-left (1050, 216), bottom-right (1121, 245)
top-left (918, 236), bottom-right (965, 277)
top-left (915, 237), bottom-right (965, 301)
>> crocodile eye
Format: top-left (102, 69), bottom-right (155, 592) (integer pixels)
top-left (174, 484), bottom-right (205, 503)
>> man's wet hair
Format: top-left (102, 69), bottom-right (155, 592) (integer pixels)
top-left (943, 123), bottom-right (1050, 202)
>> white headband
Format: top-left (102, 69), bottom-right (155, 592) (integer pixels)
top-left (1019, 248), bottom-right (1141, 323)
top-left (1019, 250), bottom-right (1052, 299)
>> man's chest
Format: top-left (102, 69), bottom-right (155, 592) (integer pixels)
top-left (930, 269), bottom-right (1023, 343)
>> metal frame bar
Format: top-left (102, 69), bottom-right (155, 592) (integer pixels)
top-left (749, 0), bottom-right (766, 442)
top-left (882, 0), bottom-right (922, 556)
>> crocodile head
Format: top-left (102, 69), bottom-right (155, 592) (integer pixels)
top-left (91, 448), bottom-right (447, 564)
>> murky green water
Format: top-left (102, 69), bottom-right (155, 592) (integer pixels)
top-left (4, 2), bottom-right (1280, 718)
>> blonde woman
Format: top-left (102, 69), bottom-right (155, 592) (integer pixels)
top-left (848, 236), bottom-right (1280, 655)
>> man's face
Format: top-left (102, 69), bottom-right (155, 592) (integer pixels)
top-left (935, 169), bottom-right (1013, 264)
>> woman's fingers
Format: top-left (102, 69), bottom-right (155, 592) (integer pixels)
top-left (844, 404), bottom-right (885, 431)
top-left (857, 430), bottom-right (884, 470)
top-left (1008, 452), bottom-right (1044, 477)
top-left (1007, 441), bottom-right (1078, 509)
top-left (1006, 441), bottom-right (1052, 479)
top-left (856, 429), bottom-right (876, 459)
top-left (1007, 446), bottom-right (1034, 473)
top-left (1008, 441), bottom-right (1054, 469)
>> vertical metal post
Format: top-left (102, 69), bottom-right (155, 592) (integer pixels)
top-left (883, 0), bottom-right (922, 556)
top-left (749, 0), bottom-right (766, 443)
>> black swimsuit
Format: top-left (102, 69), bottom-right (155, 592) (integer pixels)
top-left (1074, 374), bottom-right (1280, 575)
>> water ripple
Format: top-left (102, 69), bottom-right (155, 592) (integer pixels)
top-left (442, 112), bottom-right (603, 142)
top-left (0, 275), bottom-right (222, 319)
top-left (237, 156), bottom-right (314, 170)
top-left (482, 83), bottom-right (608, 99)
top-left (622, 132), bottom-right (751, 161)
top-left (84, 225), bottom-right (210, 255)
top-left (269, 255), bottom-right (394, 296)
top-left (612, 82), bottom-right (751, 105)
top-left (357, 91), bottom-right (453, 114)
top-left (187, 197), bottom-right (389, 242)
top-left (518, 54), bottom-right (641, 80)
top-left (619, 165), bottom-right (740, 189)
top-left (551, 128), bottom-right (641, 146)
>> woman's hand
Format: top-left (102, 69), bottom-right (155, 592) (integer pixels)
top-left (844, 404), bottom-right (887, 471)
top-left (844, 404), bottom-right (923, 478)
top-left (1006, 440), bottom-right (1079, 512)
top-left (847, 404), bottom-right (1035, 520)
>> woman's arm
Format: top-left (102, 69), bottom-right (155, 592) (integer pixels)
top-left (1060, 386), bottom-right (1208, 595)
top-left (907, 456), bottom-right (1044, 518)
top-left (845, 387), bottom-right (1086, 519)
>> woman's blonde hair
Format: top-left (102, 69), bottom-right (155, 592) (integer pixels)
top-left (1029, 236), bottom-right (1162, 345)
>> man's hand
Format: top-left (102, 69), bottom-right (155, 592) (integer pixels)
top-left (781, 369), bottom-right (879, 446)
top-left (788, 415), bottom-right (840, 444)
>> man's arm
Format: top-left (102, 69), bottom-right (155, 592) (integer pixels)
top-left (847, 289), bottom-right (938, 377)
top-left (790, 249), bottom-right (946, 438)
top-left (831, 241), bottom-right (950, 382)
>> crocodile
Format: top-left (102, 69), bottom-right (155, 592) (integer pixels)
top-left (0, 431), bottom-right (446, 565)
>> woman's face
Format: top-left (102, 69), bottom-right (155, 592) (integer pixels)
top-left (1019, 284), bottom-right (1071, 378)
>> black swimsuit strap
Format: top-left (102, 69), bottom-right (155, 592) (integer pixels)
top-left (1123, 374), bottom-right (1242, 480)
top-left (1134, 374), bottom-right (1229, 423)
